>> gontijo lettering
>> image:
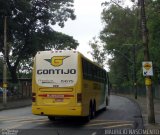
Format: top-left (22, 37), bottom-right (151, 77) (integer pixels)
top-left (37, 69), bottom-right (76, 74)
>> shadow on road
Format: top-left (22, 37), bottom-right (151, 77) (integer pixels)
top-left (45, 109), bottom-right (107, 128)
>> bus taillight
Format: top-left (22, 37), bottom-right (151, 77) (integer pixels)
top-left (77, 93), bottom-right (82, 103)
top-left (32, 93), bottom-right (36, 102)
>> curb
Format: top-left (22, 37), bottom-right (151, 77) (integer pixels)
top-left (114, 94), bottom-right (160, 129)
top-left (0, 98), bottom-right (32, 111)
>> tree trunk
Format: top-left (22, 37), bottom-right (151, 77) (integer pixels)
top-left (6, 53), bottom-right (19, 83)
top-left (9, 66), bottom-right (18, 83)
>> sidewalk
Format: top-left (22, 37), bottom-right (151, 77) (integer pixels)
top-left (0, 98), bottom-right (31, 111)
top-left (118, 94), bottom-right (160, 129)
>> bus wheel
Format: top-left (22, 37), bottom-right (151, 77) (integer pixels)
top-left (84, 103), bottom-right (93, 122)
top-left (90, 102), bottom-right (96, 119)
top-left (103, 99), bottom-right (108, 111)
top-left (90, 103), bottom-right (94, 119)
top-left (48, 116), bottom-right (56, 121)
top-left (92, 102), bottom-right (96, 118)
top-left (106, 98), bottom-right (108, 106)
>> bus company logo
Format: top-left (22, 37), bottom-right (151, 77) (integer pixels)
top-left (45, 56), bottom-right (69, 67)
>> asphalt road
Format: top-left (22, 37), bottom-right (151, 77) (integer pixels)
top-left (0, 95), bottom-right (144, 135)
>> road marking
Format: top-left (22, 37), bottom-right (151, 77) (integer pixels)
top-left (0, 116), bottom-right (17, 120)
top-left (8, 123), bottom-right (24, 129)
top-left (104, 123), bottom-right (133, 129)
top-left (92, 119), bottom-right (109, 122)
top-left (8, 119), bottom-right (49, 129)
top-left (92, 119), bottom-right (133, 123)
top-left (86, 121), bottom-right (133, 127)
top-left (0, 116), bottom-right (31, 120)
top-left (91, 132), bottom-right (97, 135)
top-left (85, 119), bottom-right (134, 129)
top-left (0, 116), bottom-right (47, 123)
top-left (87, 122), bottom-right (120, 127)
top-left (8, 118), bottom-right (47, 122)
top-left (0, 116), bottom-right (49, 129)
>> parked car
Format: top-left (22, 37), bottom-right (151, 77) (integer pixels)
top-left (0, 87), bottom-right (12, 96)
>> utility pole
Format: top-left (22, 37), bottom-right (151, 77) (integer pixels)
top-left (139, 0), bottom-right (155, 123)
top-left (3, 16), bottom-right (7, 106)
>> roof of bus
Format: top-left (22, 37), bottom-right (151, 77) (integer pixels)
top-left (36, 50), bottom-right (78, 54)
top-left (36, 50), bottom-right (106, 72)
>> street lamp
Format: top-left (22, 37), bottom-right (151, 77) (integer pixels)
top-left (113, 47), bottom-right (137, 99)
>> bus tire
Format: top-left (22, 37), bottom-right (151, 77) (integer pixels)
top-left (104, 98), bottom-right (108, 111)
top-left (106, 98), bottom-right (108, 106)
top-left (48, 116), bottom-right (56, 121)
top-left (92, 101), bottom-right (96, 118)
top-left (89, 103), bottom-right (93, 120)
top-left (84, 102), bottom-right (93, 122)
top-left (90, 101), bottom-right (96, 119)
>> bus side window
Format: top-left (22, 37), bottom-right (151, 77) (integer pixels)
top-left (82, 58), bottom-right (86, 78)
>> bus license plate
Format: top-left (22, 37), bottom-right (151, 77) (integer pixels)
top-left (55, 98), bottom-right (63, 102)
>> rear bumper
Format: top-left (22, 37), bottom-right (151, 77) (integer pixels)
top-left (32, 105), bottom-right (82, 116)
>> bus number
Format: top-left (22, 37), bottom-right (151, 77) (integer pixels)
top-left (53, 85), bottom-right (59, 88)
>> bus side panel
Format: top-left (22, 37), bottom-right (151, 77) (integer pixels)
top-left (80, 56), bottom-right (109, 116)
top-left (81, 79), bottom-right (92, 116)
top-left (82, 80), bottom-right (106, 115)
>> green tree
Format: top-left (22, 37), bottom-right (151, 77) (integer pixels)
top-left (91, 3), bottom-right (141, 90)
top-left (146, 0), bottom-right (160, 85)
top-left (91, 0), bottom-right (160, 92)
top-left (89, 37), bottom-right (106, 67)
top-left (0, 0), bottom-right (78, 82)
top-left (0, 58), bottom-right (3, 78)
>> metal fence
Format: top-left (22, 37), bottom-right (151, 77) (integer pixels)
top-left (111, 85), bottom-right (160, 100)
top-left (0, 78), bottom-right (32, 102)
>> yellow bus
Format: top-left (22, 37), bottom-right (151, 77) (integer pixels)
top-left (32, 50), bottom-right (110, 121)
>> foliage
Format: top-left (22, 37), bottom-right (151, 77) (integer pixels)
top-left (94, 3), bottom-right (140, 89)
top-left (0, 0), bottom-right (78, 82)
top-left (90, 2), bottom-right (140, 89)
top-left (0, 58), bottom-right (3, 78)
top-left (146, 0), bottom-right (160, 85)
top-left (89, 37), bottom-right (106, 67)
top-left (90, 0), bottom-right (160, 91)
